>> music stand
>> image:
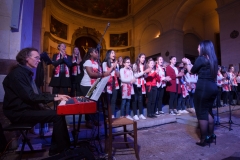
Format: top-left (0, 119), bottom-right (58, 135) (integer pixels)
top-left (228, 85), bottom-right (240, 129)
top-left (40, 52), bottom-right (52, 65)
top-left (86, 76), bottom-right (110, 154)
top-left (215, 81), bottom-right (240, 131)
top-left (67, 76), bottom-right (110, 157)
top-left (72, 22), bottom-right (110, 157)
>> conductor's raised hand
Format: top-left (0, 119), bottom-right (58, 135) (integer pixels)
top-left (182, 58), bottom-right (190, 64)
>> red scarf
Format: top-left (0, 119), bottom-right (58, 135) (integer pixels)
top-left (90, 60), bottom-right (99, 85)
top-left (54, 53), bottom-right (69, 77)
top-left (106, 66), bottom-right (119, 93)
top-left (72, 59), bottom-right (80, 76)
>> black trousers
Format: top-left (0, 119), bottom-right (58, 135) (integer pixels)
top-left (216, 87), bottom-right (222, 107)
top-left (168, 92), bottom-right (178, 110)
top-left (155, 87), bottom-right (165, 112)
top-left (146, 86), bottom-right (157, 116)
top-left (222, 91), bottom-right (229, 104)
top-left (132, 85), bottom-right (144, 115)
top-left (52, 87), bottom-right (69, 95)
top-left (229, 86), bottom-right (237, 104)
top-left (105, 89), bottom-right (118, 115)
top-left (132, 84), bottom-right (143, 116)
top-left (70, 83), bottom-right (81, 97)
top-left (6, 110), bottom-right (70, 152)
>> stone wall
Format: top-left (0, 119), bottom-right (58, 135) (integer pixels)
top-left (217, 0), bottom-right (240, 69)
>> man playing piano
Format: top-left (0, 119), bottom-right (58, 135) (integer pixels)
top-left (2, 48), bottom-right (70, 156)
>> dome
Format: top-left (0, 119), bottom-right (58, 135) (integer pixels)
top-left (59, 0), bottom-right (129, 19)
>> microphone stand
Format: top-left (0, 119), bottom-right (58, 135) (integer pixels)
top-left (228, 74), bottom-right (240, 128)
top-left (94, 22), bottom-right (110, 156)
top-left (96, 22), bottom-right (110, 56)
top-left (217, 73), bottom-right (240, 131)
top-left (215, 86), bottom-right (231, 130)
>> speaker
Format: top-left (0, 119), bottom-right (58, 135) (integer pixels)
top-left (10, 0), bottom-right (22, 29)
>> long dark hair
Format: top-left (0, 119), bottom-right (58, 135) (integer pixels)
top-left (82, 47), bottom-right (97, 63)
top-left (135, 53), bottom-right (146, 72)
top-left (103, 50), bottom-right (115, 68)
top-left (198, 40), bottom-right (218, 80)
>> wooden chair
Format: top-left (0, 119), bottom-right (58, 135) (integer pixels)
top-left (102, 97), bottom-right (140, 160)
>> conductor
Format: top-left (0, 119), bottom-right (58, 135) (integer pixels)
top-left (2, 48), bottom-right (70, 156)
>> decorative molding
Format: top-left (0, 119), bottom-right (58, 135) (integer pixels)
top-left (59, 0), bottom-right (129, 19)
top-left (71, 26), bottom-right (106, 48)
top-left (216, 0), bottom-right (240, 14)
top-left (71, 26), bottom-right (106, 60)
top-left (48, 32), bottom-right (71, 46)
top-left (51, 0), bottom-right (134, 23)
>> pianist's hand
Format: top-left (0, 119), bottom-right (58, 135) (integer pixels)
top-left (54, 94), bottom-right (71, 101)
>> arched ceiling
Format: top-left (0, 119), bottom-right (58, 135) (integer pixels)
top-left (189, 0), bottom-right (217, 17)
top-left (59, 0), bottom-right (129, 19)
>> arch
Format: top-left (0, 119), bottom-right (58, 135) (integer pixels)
top-left (171, 0), bottom-right (202, 30)
top-left (74, 36), bottom-right (98, 60)
top-left (71, 27), bottom-right (106, 60)
top-left (183, 33), bottom-right (201, 58)
top-left (137, 19), bottom-right (163, 48)
top-left (184, 29), bottom-right (203, 41)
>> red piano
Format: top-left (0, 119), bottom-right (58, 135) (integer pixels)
top-left (57, 97), bottom-right (97, 115)
top-left (57, 97), bottom-right (98, 147)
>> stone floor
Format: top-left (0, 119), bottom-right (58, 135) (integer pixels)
top-left (1, 105), bottom-right (240, 160)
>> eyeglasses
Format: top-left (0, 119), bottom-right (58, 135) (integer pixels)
top-left (125, 61), bottom-right (130, 63)
top-left (30, 56), bottom-right (40, 60)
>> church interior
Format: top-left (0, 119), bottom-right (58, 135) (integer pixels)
top-left (1, 0), bottom-right (240, 159)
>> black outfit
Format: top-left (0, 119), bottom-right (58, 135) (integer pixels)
top-left (49, 53), bottom-right (72, 95)
top-left (106, 88), bottom-right (118, 115)
top-left (3, 64), bottom-right (70, 153)
top-left (168, 92), bottom-right (178, 110)
top-left (132, 84), bottom-right (144, 115)
top-left (70, 56), bottom-right (81, 96)
top-left (238, 83), bottom-right (240, 92)
top-left (35, 61), bottom-right (44, 88)
top-left (191, 56), bottom-right (218, 120)
top-left (155, 87), bottom-right (165, 112)
top-left (215, 86), bottom-right (222, 107)
top-left (146, 86), bottom-right (157, 117)
top-left (229, 85), bottom-right (237, 105)
top-left (222, 91), bottom-right (229, 104)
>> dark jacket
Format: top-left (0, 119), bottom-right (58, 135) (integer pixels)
top-left (2, 64), bottom-right (54, 122)
top-left (49, 53), bottom-right (72, 87)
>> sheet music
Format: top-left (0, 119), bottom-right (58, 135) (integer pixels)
top-left (85, 76), bottom-right (110, 101)
top-left (58, 100), bottom-right (66, 106)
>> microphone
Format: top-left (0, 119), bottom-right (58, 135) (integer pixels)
top-left (107, 22), bottom-right (110, 27)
